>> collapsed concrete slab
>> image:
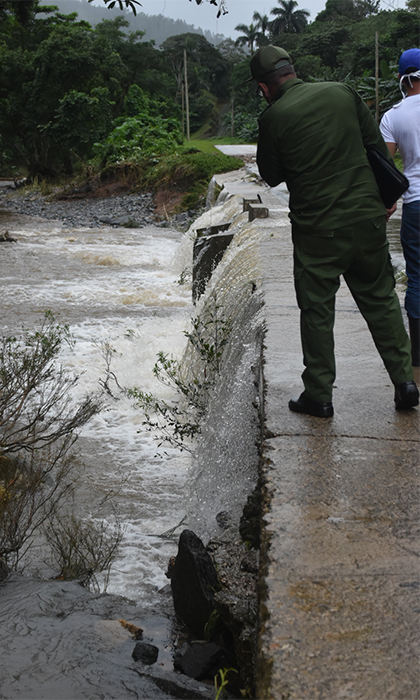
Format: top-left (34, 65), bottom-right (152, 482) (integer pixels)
top-left (192, 224), bottom-right (234, 302)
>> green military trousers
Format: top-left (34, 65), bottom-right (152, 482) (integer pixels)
top-left (292, 215), bottom-right (413, 402)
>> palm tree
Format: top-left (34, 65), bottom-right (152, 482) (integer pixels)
top-left (234, 22), bottom-right (259, 54)
top-left (253, 11), bottom-right (271, 46)
top-left (253, 11), bottom-right (270, 36)
top-left (270, 0), bottom-right (310, 36)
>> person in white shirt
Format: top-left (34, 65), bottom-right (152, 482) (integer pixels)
top-left (380, 48), bottom-right (420, 366)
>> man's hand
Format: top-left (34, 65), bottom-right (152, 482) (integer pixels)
top-left (386, 203), bottom-right (397, 221)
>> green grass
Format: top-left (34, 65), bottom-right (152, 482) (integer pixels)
top-left (139, 149), bottom-right (244, 211)
top-left (187, 137), bottom-right (245, 154)
top-left (393, 153), bottom-right (403, 172)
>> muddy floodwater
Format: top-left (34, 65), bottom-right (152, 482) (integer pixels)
top-left (0, 207), bottom-right (195, 598)
top-left (0, 204), bottom-right (206, 699)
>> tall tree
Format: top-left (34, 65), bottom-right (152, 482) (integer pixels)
top-left (253, 11), bottom-right (271, 46)
top-left (161, 32), bottom-right (229, 103)
top-left (253, 11), bottom-right (271, 36)
top-left (0, 15), bottom-right (124, 176)
top-left (270, 0), bottom-right (310, 36)
top-left (234, 23), bottom-right (260, 54)
top-left (315, 0), bottom-right (379, 22)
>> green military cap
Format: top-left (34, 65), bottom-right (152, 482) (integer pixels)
top-left (246, 45), bottom-right (292, 83)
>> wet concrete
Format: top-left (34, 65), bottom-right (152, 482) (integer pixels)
top-left (212, 149), bottom-right (420, 700)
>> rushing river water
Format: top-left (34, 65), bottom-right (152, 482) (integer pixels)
top-left (0, 192), bottom-right (266, 698)
top-left (0, 207), bottom-right (195, 604)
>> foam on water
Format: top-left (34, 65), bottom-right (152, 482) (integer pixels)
top-left (0, 217), bottom-right (194, 603)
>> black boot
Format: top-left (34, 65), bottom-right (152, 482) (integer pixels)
top-left (408, 317), bottom-right (420, 367)
top-left (394, 380), bottom-right (419, 410)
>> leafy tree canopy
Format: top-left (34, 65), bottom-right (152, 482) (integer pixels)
top-left (270, 0), bottom-right (310, 36)
top-left (315, 0), bottom-right (380, 23)
top-left (234, 22), bottom-right (261, 54)
top-left (0, 0), bottom-right (419, 179)
top-left (161, 32), bottom-right (230, 98)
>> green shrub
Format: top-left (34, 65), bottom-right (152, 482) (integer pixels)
top-left (129, 150), bottom-right (242, 211)
top-left (129, 298), bottom-right (232, 453)
top-left (44, 511), bottom-right (123, 592)
top-left (0, 312), bottom-right (101, 567)
top-left (41, 87), bottom-right (115, 161)
top-left (93, 115), bottom-right (183, 165)
top-left (226, 107), bottom-right (260, 143)
top-left (142, 151), bottom-right (242, 198)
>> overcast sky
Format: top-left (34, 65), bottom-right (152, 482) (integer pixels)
top-left (136, 0), bottom-right (326, 38)
top-left (90, 0), bottom-right (328, 38)
top-left (92, 0), bottom-right (403, 40)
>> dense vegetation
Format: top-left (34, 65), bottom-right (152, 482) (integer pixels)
top-left (0, 0), bottom-right (418, 184)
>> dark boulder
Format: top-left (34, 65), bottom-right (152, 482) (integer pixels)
top-left (170, 530), bottom-right (221, 637)
top-left (174, 641), bottom-right (232, 681)
top-left (0, 231), bottom-right (16, 243)
top-left (132, 641), bottom-right (159, 665)
top-left (132, 663), bottom-right (215, 699)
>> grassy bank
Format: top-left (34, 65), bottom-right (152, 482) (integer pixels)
top-left (188, 137), bottom-right (248, 154)
top-left (139, 145), bottom-right (243, 211)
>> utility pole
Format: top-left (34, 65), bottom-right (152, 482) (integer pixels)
top-left (375, 31), bottom-right (379, 123)
top-left (184, 49), bottom-right (190, 142)
top-left (231, 96), bottom-right (234, 138)
top-left (181, 83), bottom-right (185, 138)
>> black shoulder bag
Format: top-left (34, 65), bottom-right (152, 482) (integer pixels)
top-left (366, 146), bottom-right (409, 209)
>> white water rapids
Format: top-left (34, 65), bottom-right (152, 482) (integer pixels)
top-left (0, 191), bottom-right (265, 606)
top-left (0, 190), bottom-right (266, 698)
top-left (0, 208), bottom-right (195, 603)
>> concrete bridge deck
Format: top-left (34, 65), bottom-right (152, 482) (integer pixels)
top-left (212, 150), bottom-right (420, 700)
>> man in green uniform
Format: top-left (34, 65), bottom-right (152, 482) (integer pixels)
top-left (248, 45), bottom-right (418, 416)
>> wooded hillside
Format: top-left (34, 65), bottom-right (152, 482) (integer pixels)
top-left (0, 0), bottom-right (417, 180)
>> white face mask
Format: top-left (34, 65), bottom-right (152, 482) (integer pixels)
top-left (400, 69), bottom-right (420, 97)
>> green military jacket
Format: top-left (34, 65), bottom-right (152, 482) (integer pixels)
top-left (257, 78), bottom-right (390, 232)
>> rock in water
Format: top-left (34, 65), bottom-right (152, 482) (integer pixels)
top-left (174, 642), bottom-right (232, 680)
top-left (170, 530), bottom-right (221, 637)
top-left (132, 641), bottom-right (159, 664)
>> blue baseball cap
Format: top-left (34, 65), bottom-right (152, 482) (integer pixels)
top-left (399, 48), bottom-right (420, 75)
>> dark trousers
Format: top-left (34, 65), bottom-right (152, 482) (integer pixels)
top-left (401, 201), bottom-right (420, 320)
top-left (292, 215), bottom-right (413, 402)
